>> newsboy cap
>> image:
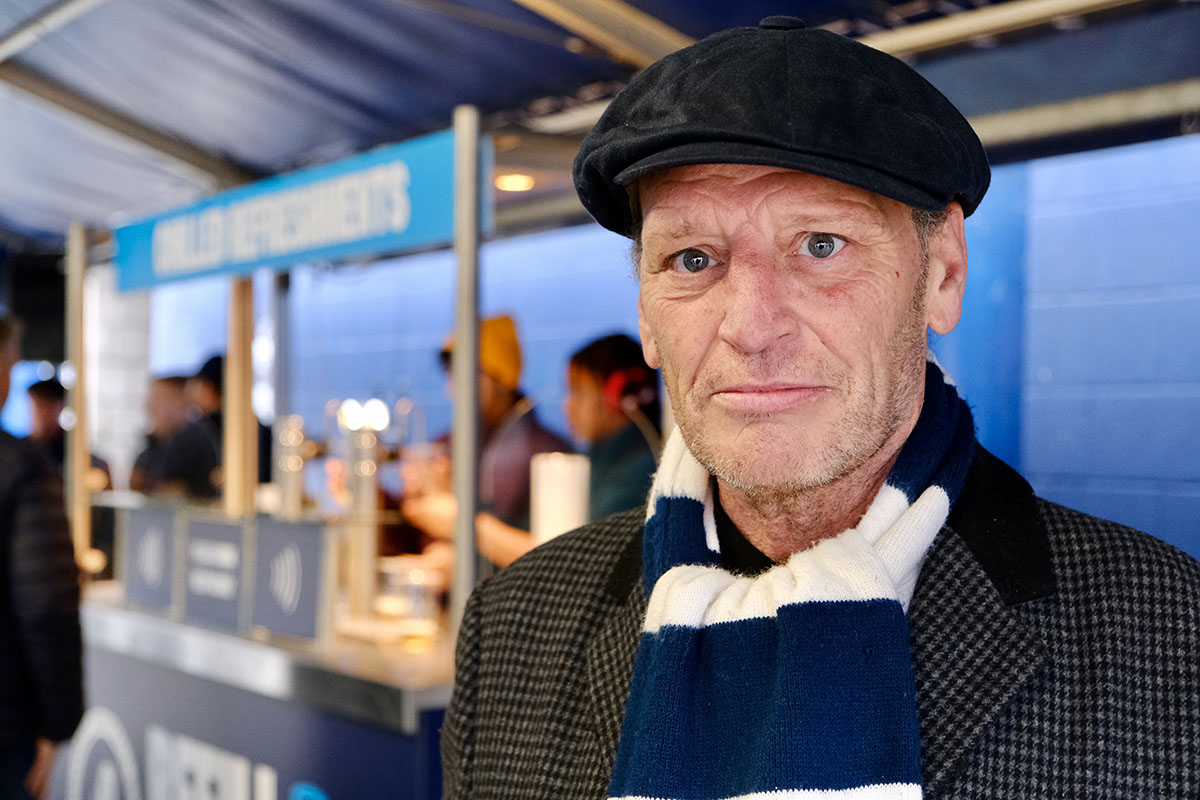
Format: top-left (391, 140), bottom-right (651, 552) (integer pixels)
top-left (573, 17), bottom-right (991, 237)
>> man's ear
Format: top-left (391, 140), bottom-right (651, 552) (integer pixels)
top-left (637, 293), bottom-right (661, 369)
top-left (924, 203), bottom-right (968, 335)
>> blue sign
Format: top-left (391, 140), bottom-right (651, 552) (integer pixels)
top-left (252, 519), bottom-right (326, 640)
top-left (185, 520), bottom-right (245, 631)
top-left (114, 130), bottom-right (491, 290)
top-left (123, 508), bottom-right (175, 611)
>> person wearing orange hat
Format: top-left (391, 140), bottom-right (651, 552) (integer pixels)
top-left (402, 315), bottom-right (572, 565)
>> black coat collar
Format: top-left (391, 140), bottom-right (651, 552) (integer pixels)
top-left (946, 445), bottom-right (1056, 605)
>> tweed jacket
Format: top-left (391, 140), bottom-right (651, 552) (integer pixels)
top-left (442, 447), bottom-right (1200, 798)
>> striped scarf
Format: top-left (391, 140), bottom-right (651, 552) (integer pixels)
top-left (609, 358), bottom-right (975, 800)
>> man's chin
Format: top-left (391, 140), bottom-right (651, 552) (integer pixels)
top-left (699, 448), bottom-right (845, 497)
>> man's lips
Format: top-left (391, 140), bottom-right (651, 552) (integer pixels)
top-left (710, 383), bottom-right (830, 414)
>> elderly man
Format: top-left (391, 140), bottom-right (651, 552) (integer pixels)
top-left (442, 19), bottom-right (1200, 800)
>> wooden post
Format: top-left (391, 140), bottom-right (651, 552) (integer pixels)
top-left (224, 277), bottom-right (256, 517)
top-left (64, 221), bottom-right (91, 559)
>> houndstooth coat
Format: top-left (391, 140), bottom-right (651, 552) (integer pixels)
top-left (441, 447), bottom-right (1200, 798)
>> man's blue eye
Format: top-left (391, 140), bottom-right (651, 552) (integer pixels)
top-left (672, 248), bottom-right (713, 273)
top-left (802, 233), bottom-right (845, 259)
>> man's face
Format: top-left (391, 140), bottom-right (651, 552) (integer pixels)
top-left (563, 364), bottom-right (607, 444)
top-left (148, 381), bottom-right (189, 436)
top-left (29, 396), bottom-right (63, 441)
top-left (186, 377), bottom-right (220, 415)
top-left (636, 164), bottom-right (965, 497)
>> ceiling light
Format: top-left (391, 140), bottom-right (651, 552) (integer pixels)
top-left (495, 174), bottom-right (536, 192)
top-left (525, 99), bottom-right (611, 135)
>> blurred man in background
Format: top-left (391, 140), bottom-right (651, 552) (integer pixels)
top-left (153, 356), bottom-right (224, 499)
top-left (25, 378), bottom-right (111, 491)
top-left (474, 332), bottom-right (662, 567)
top-left (24, 379), bottom-right (67, 468)
top-left (403, 315), bottom-right (572, 570)
top-left (0, 315), bottom-right (84, 800)
top-left (563, 333), bottom-right (660, 519)
top-left (129, 375), bottom-right (189, 493)
top-left (152, 355), bottom-right (271, 500)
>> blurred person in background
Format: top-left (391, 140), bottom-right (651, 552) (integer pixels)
top-left (24, 379), bottom-right (66, 467)
top-left (153, 355), bottom-right (271, 500)
top-left (153, 356), bottom-right (224, 499)
top-left (129, 375), bottom-right (189, 493)
top-left (564, 333), bottom-right (660, 518)
top-left (0, 315), bottom-right (84, 800)
top-left (474, 333), bottom-right (662, 567)
top-left (25, 378), bottom-right (111, 491)
top-left (402, 315), bottom-right (572, 571)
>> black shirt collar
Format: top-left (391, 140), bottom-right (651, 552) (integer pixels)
top-left (714, 488), bottom-right (775, 576)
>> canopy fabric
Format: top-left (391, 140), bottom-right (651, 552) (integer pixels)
top-left (0, 0), bottom-right (1196, 244)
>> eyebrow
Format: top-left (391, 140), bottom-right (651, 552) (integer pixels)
top-left (783, 200), bottom-right (886, 228)
top-left (650, 220), bottom-right (701, 242)
top-left (789, 206), bottom-right (893, 240)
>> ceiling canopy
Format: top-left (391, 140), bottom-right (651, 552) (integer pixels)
top-left (0, 0), bottom-right (1196, 248)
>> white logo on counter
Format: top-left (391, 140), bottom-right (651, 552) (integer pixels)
top-left (136, 527), bottom-right (166, 589)
top-left (145, 726), bottom-right (329, 800)
top-left (69, 710), bottom-right (332, 800)
top-left (67, 706), bottom-right (141, 800)
top-left (188, 537), bottom-right (240, 601)
top-left (269, 544), bottom-right (302, 615)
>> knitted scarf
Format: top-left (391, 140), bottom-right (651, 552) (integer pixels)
top-left (608, 358), bottom-right (975, 800)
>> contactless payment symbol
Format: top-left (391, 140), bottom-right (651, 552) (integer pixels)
top-left (136, 526), bottom-right (166, 588)
top-left (269, 543), bottom-right (302, 615)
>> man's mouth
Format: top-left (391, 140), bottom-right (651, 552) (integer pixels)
top-left (711, 383), bottom-right (830, 414)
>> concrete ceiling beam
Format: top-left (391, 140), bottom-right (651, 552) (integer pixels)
top-left (507, 0), bottom-right (693, 68)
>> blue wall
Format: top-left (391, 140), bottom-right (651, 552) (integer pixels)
top-left (1021, 135), bottom-right (1200, 558)
top-left (932, 163), bottom-right (1028, 469)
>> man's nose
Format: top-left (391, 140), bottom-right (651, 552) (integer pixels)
top-left (716, 257), bottom-right (796, 355)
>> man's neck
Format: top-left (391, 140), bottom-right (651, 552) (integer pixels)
top-left (716, 428), bottom-right (913, 563)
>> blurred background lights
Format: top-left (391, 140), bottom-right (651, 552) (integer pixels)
top-left (494, 173), bottom-right (535, 192)
top-left (338, 399), bottom-right (364, 431)
top-left (363, 398), bottom-right (390, 432)
top-left (58, 361), bottom-right (77, 389)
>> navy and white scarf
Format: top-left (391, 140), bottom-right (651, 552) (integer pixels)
top-left (609, 357), bottom-right (975, 800)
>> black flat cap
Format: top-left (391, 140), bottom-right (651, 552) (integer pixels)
top-left (573, 17), bottom-right (991, 237)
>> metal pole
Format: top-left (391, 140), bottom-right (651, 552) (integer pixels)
top-left (224, 277), bottom-right (256, 517)
top-left (449, 105), bottom-right (481, 635)
top-left (0, 0), bottom-right (110, 64)
top-left (348, 429), bottom-right (380, 617)
top-left (271, 272), bottom-right (291, 488)
top-left (64, 222), bottom-right (91, 560)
